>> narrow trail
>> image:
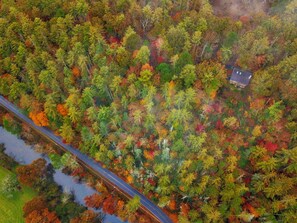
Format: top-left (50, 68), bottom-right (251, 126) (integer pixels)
top-left (0, 95), bottom-right (172, 223)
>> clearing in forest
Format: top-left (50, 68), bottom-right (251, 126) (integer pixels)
top-left (0, 166), bottom-right (36, 223)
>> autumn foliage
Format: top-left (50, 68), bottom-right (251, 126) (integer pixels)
top-left (167, 199), bottom-right (176, 212)
top-left (243, 203), bottom-right (260, 218)
top-left (72, 67), bottom-right (81, 77)
top-left (25, 208), bottom-right (60, 223)
top-left (16, 158), bottom-right (46, 187)
top-left (102, 195), bottom-right (116, 215)
top-left (23, 196), bottom-right (47, 217)
top-left (57, 104), bottom-right (68, 116)
top-left (0, 0), bottom-right (296, 222)
top-left (29, 111), bottom-right (49, 126)
top-left (70, 210), bottom-right (99, 223)
top-left (141, 63), bottom-right (153, 72)
top-left (168, 213), bottom-right (179, 223)
top-left (25, 39), bottom-right (32, 48)
top-left (84, 193), bottom-right (105, 209)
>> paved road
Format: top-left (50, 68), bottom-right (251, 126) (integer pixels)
top-left (0, 96), bottom-right (172, 223)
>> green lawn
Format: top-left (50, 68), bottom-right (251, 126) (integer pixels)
top-left (0, 166), bottom-right (36, 223)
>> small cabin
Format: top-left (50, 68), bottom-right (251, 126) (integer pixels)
top-left (229, 67), bottom-right (252, 88)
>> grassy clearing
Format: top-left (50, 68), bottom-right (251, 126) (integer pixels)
top-left (0, 166), bottom-right (36, 223)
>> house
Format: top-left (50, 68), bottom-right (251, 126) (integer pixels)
top-left (229, 67), bottom-right (252, 88)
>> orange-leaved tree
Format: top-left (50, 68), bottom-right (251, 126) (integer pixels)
top-left (23, 196), bottom-right (47, 217)
top-left (57, 104), bottom-right (68, 116)
top-left (29, 111), bottom-right (49, 126)
top-left (84, 193), bottom-right (105, 209)
top-left (16, 158), bottom-right (47, 187)
top-left (25, 208), bottom-right (60, 223)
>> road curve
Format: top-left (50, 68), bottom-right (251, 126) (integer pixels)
top-left (0, 95), bottom-right (172, 223)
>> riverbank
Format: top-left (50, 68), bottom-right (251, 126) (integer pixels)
top-left (0, 126), bottom-right (123, 223)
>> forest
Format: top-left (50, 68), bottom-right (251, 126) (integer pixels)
top-left (0, 0), bottom-right (296, 222)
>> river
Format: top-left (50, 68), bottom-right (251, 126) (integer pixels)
top-left (0, 127), bottom-right (124, 223)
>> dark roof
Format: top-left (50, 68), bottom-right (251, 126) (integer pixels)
top-left (230, 67), bottom-right (252, 86)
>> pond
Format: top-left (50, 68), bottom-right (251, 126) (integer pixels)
top-left (0, 127), bottom-right (124, 223)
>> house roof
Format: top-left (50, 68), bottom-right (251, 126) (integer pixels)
top-left (230, 67), bottom-right (252, 86)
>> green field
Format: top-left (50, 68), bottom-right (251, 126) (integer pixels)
top-left (0, 166), bottom-right (36, 223)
